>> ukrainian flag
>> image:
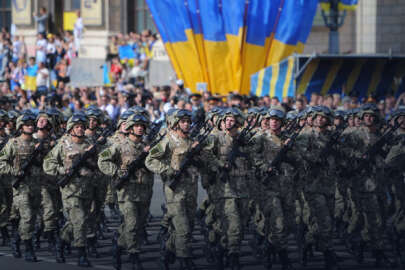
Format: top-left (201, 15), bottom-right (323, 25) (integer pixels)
top-left (320, 0), bottom-right (358, 11)
top-left (146, 0), bottom-right (318, 95)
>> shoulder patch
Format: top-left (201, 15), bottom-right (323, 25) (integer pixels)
top-left (100, 149), bottom-right (111, 158)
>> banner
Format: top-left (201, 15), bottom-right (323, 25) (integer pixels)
top-left (12, 0), bottom-right (31, 25)
top-left (146, 0), bottom-right (318, 95)
top-left (81, 0), bottom-right (103, 26)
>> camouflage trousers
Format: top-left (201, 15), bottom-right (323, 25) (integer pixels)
top-left (304, 192), bottom-right (335, 252)
top-left (347, 191), bottom-right (384, 249)
top-left (61, 195), bottom-right (92, 247)
top-left (165, 197), bottom-right (197, 258)
top-left (117, 200), bottom-right (149, 254)
top-left (12, 187), bottom-right (41, 240)
top-left (104, 177), bottom-right (117, 205)
top-left (0, 178), bottom-right (12, 228)
top-left (40, 186), bottom-right (62, 232)
top-left (88, 177), bottom-right (108, 236)
top-left (260, 192), bottom-right (295, 250)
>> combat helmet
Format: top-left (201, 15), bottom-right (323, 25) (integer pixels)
top-left (16, 110), bottom-right (36, 130)
top-left (66, 113), bottom-right (88, 132)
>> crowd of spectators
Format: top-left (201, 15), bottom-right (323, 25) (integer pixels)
top-left (0, 10), bottom-right (405, 126)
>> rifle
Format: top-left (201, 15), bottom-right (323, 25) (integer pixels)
top-left (57, 127), bottom-right (113, 188)
top-left (220, 115), bottom-right (258, 183)
top-left (352, 121), bottom-right (400, 174)
top-left (190, 119), bottom-right (208, 139)
top-left (0, 137), bottom-right (9, 152)
top-left (262, 124), bottom-right (305, 182)
top-left (146, 120), bottom-right (163, 143)
top-left (166, 124), bottom-right (214, 191)
top-left (13, 140), bottom-right (45, 189)
top-left (113, 131), bottom-right (166, 190)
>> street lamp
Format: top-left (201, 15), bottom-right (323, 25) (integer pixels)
top-left (321, 0), bottom-right (347, 54)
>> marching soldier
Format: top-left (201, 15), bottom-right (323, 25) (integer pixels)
top-left (98, 113), bottom-right (153, 270)
top-left (43, 113), bottom-right (97, 267)
top-left (0, 110), bottom-right (10, 246)
top-left (146, 109), bottom-right (217, 270)
top-left (0, 110), bottom-right (41, 262)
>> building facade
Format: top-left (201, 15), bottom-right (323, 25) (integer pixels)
top-left (6, 0), bottom-right (405, 59)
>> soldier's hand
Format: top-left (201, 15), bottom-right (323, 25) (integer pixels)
top-left (35, 143), bottom-right (41, 149)
top-left (192, 141), bottom-right (199, 149)
top-left (143, 146), bottom-right (151, 152)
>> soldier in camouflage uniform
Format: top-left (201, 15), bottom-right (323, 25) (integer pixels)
top-left (292, 106), bottom-right (339, 270)
top-left (341, 104), bottom-right (393, 267)
top-left (98, 113), bottom-right (153, 270)
top-left (146, 109), bottom-right (217, 270)
top-left (0, 110), bottom-right (10, 246)
top-left (5, 110), bottom-right (19, 136)
top-left (252, 106), bottom-right (295, 270)
top-left (43, 113), bottom-right (97, 267)
top-left (0, 110), bottom-right (41, 262)
top-left (208, 107), bottom-right (253, 270)
top-left (34, 110), bottom-right (61, 255)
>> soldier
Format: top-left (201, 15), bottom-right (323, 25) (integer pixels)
top-left (98, 113), bottom-right (153, 270)
top-left (0, 110), bottom-right (10, 246)
top-left (5, 110), bottom-right (19, 136)
top-left (292, 106), bottom-right (339, 270)
top-left (43, 113), bottom-right (97, 267)
top-left (0, 110), bottom-right (41, 262)
top-left (208, 107), bottom-right (253, 269)
top-left (34, 110), bottom-right (60, 255)
top-left (252, 106), bottom-right (295, 270)
top-left (342, 103), bottom-right (393, 267)
top-left (146, 109), bottom-right (217, 270)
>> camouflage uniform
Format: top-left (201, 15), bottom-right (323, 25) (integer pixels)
top-left (0, 126), bottom-right (11, 244)
top-left (98, 114), bottom-right (153, 268)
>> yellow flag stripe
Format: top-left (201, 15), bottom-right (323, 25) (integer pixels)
top-left (270, 64), bottom-right (280, 97)
top-left (297, 59), bottom-right (320, 95)
top-left (367, 60), bottom-right (386, 97)
top-left (256, 68), bottom-right (266, 97)
top-left (321, 59), bottom-right (343, 96)
top-left (282, 57), bottom-right (295, 98)
top-left (345, 60), bottom-right (366, 94)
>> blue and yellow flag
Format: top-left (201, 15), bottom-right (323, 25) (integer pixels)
top-left (320, 0), bottom-right (358, 11)
top-left (146, 0), bottom-right (318, 95)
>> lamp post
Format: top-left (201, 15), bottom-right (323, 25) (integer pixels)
top-left (321, 0), bottom-right (347, 54)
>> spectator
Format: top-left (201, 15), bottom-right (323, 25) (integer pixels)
top-left (35, 61), bottom-right (49, 98)
top-left (36, 33), bottom-right (47, 64)
top-left (46, 34), bottom-right (57, 69)
top-left (33, 7), bottom-right (48, 35)
top-left (73, 10), bottom-right (84, 56)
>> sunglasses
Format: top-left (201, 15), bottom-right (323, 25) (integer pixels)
top-left (268, 109), bottom-right (285, 119)
top-left (176, 109), bottom-right (192, 118)
top-left (21, 114), bottom-right (36, 121)
top-left (70, 114), bottom-right (88, 122)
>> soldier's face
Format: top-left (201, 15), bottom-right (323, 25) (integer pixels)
top-left (348, 117), bottom-right (354, 127)
top-left (354, 117), bottom-right (362, 127)
top-left (363, 113), bottom-right (375, 126)
top-left (334, 118), bottom-right (343, 127)
top-left (261, 118), bottom-right (270, 130)
top-left (89, 118), bottom-right (98, 129)
top-left (37, 116), bottom-right (48, 129)
top-left (132, 124), bottom-right (145, 136)
top-left (120, 123), bottom-right (128, 134)
top-left (0, 120), bottom-right (6, 129)
top-left (225, 116), bottom-right (236, 130)
top-left (269, 118), bottom-right (281, 131)
top-left (178, 118), bottom-right (191, 133)
top-left (314, 115), bottom-right (328, 128)
top-left (72, 124), bottom-right (85, 137)
top-left (22, 122), bottom-right (35, 134)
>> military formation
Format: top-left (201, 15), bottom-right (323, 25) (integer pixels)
top-left (0, 102), bottom-right (404, 270)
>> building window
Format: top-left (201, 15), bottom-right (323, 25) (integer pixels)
top-left (0, 0), bottom-right (11, 30)
top-left (64, 0), bottom-right (81, 11)
top-left (134, 0), bottom-right (156, 33)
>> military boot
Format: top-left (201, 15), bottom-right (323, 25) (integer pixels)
top-left (374, 249), bottom-right (395, 268)
top-left (11, 231), bottom-right (21, 258)
top-left (24, 239), bottom-right (38, 262)
top-left (142, 227), bottom-right (150, 245)
top-left (278, 249), bottom-right (294, 270)
top-left (249, 232), bottom-right (264, 259)
top-left (45, 230), bottom-right (56, 254)
top-left (157, 225), bottom-right (168, 243)
top-left (355, 241), bottom-right (365, 264)
top-left (179, 258), bottom-right (196, 270)
top-left (55, 234), bottom-right (65, 263)
top-left (77, 246), bottom-right (91, 267)
top-left (300, 243), bottom-right (312, 267)
top-left (214, 245), bottom-right (225, 270)
top-left (112, 232), bottom-right (122, 270)
top-left (229, 253), bottom-right (241, 270)
top-left (324, 249), bottom-right (339, 270)
top-left (34, 223), bottom-right (43, 250)
top-left (88, 236), bottom-right (100, 258)
top-left (264, 241), bottom-right (274, 270)
top-left (0, 226), bottom-right (10, 246)
top-left (130, 253), bottom-right (144, 270)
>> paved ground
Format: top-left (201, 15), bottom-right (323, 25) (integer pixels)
top-left (0, 177), bottom-right (401, 269)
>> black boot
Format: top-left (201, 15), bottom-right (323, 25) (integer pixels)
top-left (324, 249), bottom-right (339, 270)
top-left (11, 231), bottom-right (21, 258)
top-left (142, 227), bottom-right (150, 245)
top-left (130, 253), bottom-right (144, 270)
top-left (179, 258), bottom-right (196, 270)
top-left (55, 234), bottom-right (65, 263)
top-left (249, 232), bottom-right (264, 259)
top-left (0, 226), bottom-right (10, 246)
top-left (279, 249), bottom-right (294, 270)
top-left (300, 243), bottom-right (312, 267)
top-left (77, 246), bottom-right (91, 267)
top-left (157, 225), bottom-right (168, 243)
top-left (374, 249), bottom-right (395, 268)
top-left (264, 241), bottom-right (273, 270)
top-left (214, 245), bottom-right (225, 270)
top-left (34, 223), bottom-right (43, 250)
top-left (229, 253), bottom-right (241, 270)
top-left (355, 241), bottom-right (365, 264)
top-left (88, 236), bottom-right (100, 258)
top-left (45, 231), bottom-right (56, 254)
top-left (24, 239), bottom-right (38, 262)
top-left (112, 232), bottom-right (122, 270)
